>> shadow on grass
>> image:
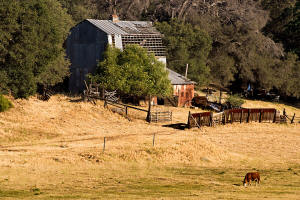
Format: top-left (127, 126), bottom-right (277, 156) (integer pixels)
top-left (162, 123), bottom-right (188, 130)
top-left (233, 183), bottom-right (242, 186)
top-left (0, 189), bottom-right (32, 198)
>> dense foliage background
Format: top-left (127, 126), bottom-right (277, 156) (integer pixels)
top-left (58, 0), bottom-right (300, 98)
top-left (0, 0), bottom-right (72, 98)
top-left (1, 0), bottom-right (299, 99)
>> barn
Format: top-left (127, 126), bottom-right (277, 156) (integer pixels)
top-left (66, 15), bottom-right (195, 107)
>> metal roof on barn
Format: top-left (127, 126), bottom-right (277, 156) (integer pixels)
top-left (86, 19), bottom-right (161, 35)
top-left (167, 68), bottom-right (195, 85)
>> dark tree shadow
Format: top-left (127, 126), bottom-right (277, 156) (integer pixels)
top-left (163, 123), bottom-right (188, 130)
top-left (69, 98), bottom-right (84, 103)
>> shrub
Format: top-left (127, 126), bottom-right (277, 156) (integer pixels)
top-left (226, 94), bottom-right (245, 108)
top-left (0, 94), bottom-right (13, 112)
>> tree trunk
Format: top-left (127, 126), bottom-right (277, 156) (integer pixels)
top-left (146, 95), bottom-right (152, 122)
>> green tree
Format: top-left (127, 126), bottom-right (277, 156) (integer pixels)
top-left (58, 0), bottom-right (97, 23)
top-left (90, 46), bottom-right (124, 91)
top-left (208, 53), bottom-right (236, 87)
top-left (0, 94), bottom-right (13, 112)
top-left (0, 0), bottom-right (72, 98)
top-left (0, 70), bottom-right (9, 94)
top-left (90, 45), bottom-right (172, 98)
top-left (262, 0), bottom-right (300, 56)
top-left (274, 53), bottom-right (300, 98)
top-left (155, 20), bottom-right (212, 86)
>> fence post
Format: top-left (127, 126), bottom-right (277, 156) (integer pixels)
top-left (104, 99), bottom-right (107, 108)
top-left (125, 106), bottom-right (128, 116)
top-left (210, 112), bottom-right (213, 127)
top-left (146, 95), bottom-right (152, 123)
top-left (240, 110), bottom-right (243, 123)
top-left (103, 137), bottom-right (106, 153)
top-left (259, 109), bottom-right (262, 123)
top-left (187, 111), bottom-right (191, 128)
top-left (247, 109), bottom-right (250, 123)
top-left (273, 110), bottom-right (277, 123)
top-left (230, 111), bottom-right (233, 124)
top-left (291, 113), bottom-right (296, 124)
top-left (153, 133), bottom-right (156, 147)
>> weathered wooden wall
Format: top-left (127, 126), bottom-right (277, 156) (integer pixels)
top-left (188, 108), bottom-right (279, 128)
top-left (173, 84), bottom-right (194, 107)
top-left (66, 21), bottom-right (109, 93)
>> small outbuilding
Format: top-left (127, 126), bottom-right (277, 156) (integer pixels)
top-left (164, 68), bottom-right (195, 107)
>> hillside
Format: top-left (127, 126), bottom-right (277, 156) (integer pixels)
top-left (0, 96), bottom-right (299, 199)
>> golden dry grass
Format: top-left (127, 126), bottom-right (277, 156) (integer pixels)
top-left (0, 95), bottom-right (299, 199)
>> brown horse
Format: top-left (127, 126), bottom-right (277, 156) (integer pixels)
top-left (243, 172), bottom-right (260, 187)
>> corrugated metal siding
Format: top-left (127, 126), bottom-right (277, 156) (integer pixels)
top-left (87, 19), bottom-right (128, 35)
top-left (66, 21), bottom-right (109, 93)
top-left (86, 19), bottom-right (160, 35)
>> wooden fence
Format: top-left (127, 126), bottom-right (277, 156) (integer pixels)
top-left (188, 111), bottom-right (213, 128)
top-left (104, 99), bottom-right (148, 118)
top-left (104, 99), bottom-right (172, 123)
top-left (188, 108), bottom-right (282, 128)
top-left (150, 111), bottom-right (172, 123)
top-left (283, 108), bottom-right (300, 124)
top-left (223, 108), bottom-right (277, 124)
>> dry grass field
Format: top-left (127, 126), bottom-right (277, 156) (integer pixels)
top-left (0, 95), bottom-right (300, 199)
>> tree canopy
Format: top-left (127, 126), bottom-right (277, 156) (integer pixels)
top-left (155, 20), bottom-right (212, 86)
top-left (0, 0), bottom-right (72, 98)
top-left (1, 0), bottom-right (300, 99)
top-left (90, 45), bottom-right (172, 97)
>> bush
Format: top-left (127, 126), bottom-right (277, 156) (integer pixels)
top-left (226, 94), bottom-right (245, 108)
top-left (0, 94), bottom-right (13, 112)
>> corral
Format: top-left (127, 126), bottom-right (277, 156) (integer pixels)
top-left (187, 107), bottom-right (297, 128)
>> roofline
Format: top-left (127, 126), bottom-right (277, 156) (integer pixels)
top-left (85, 19), bottom-right (162, 35)
top-left (167, 68), bottom-right (196, 85)
top-left (171, 83), bottom-right (195, 85)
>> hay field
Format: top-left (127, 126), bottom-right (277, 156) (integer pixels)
top-left (0, 95), bottom-right (300, 199)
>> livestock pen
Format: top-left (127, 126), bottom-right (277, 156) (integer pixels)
top-left (188, 108), bottom-right (287, 129)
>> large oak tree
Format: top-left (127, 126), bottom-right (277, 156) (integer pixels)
top-left (0, 0), bottom-right (72, 98)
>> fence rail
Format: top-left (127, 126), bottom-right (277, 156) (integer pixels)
top-left (283, 108), bottom-right (299, 124)
top-left (150, 111), bottom-right (172, 123)
top-left (104, 99), bottom-right (172, 123)
top-left (188, 108), bottom-right (286, 128)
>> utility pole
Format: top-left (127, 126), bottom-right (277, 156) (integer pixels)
top-left (185, 63), bottom-right (189, 78)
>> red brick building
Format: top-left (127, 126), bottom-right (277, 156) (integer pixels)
top-left (165, 68), bottom-right (195, 107)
